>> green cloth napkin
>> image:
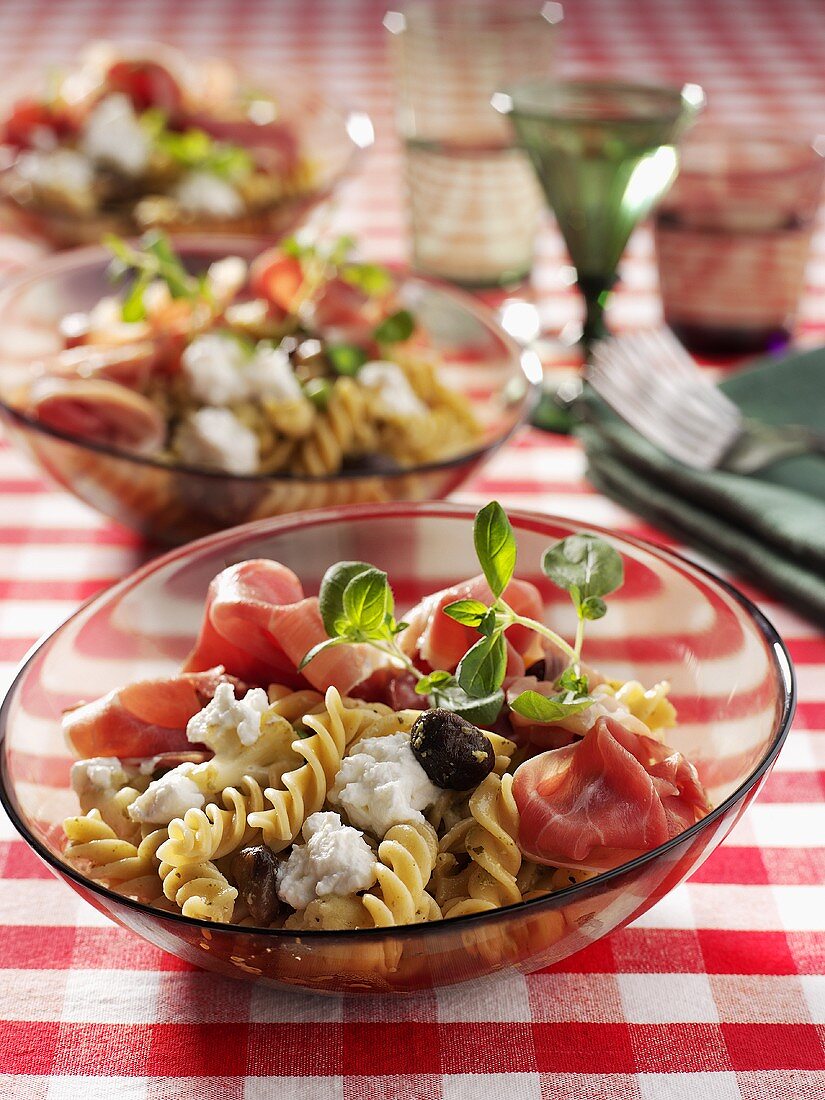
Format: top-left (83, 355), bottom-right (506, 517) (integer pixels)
top-left (576, 344), bottom-right (825, 621)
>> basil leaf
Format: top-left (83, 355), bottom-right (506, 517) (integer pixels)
top-left (443, 598), bottom-right (489, 628)
top-left (318, 560), bottom-right (374, 635)
top-left (510, 690), bottom-right (594, 723)
top-left (299, 636), bottom-right (349, 669)
top-left (341, 261), bottom-right (392, 297)
top-left (121, 271), bottom-right (150, 322)
top-left (303, 377), bottom-right (332, 410)
top-left (477, 608), bottom-right (499, 637)
top-left (342, 567), bottom-right (393, 634)
top-left (456, 632), bottom-right (507, 699)
top-left (557, 667), bottom-right (590, 696)
top-left (104, 233), bottom-right (134, 267)
top-left (328, 235), bottom-right (357, 266)
top-left (327, 344), bottom-right (368, 377)
top-left (541, 534), bottom-right (624, 610)
top-left (415, 669), bottom-right (454, 696)
top-left (374, 309), bottom-right (414, 344)
top-left (473, 501), bottom-right (517, 598)
top-left (432, 683), bottom-right (504, 725)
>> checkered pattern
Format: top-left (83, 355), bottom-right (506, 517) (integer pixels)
top-left (0, 0), bottom-right (823, 1096)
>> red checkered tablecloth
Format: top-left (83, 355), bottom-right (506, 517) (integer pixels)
top-left (0, 1), bottom-right (823, 1097)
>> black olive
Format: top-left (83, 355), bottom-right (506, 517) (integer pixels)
top-left (410, 708), bottom-right (495, 790)
top-left (231, 844), bottom-right (282, 926)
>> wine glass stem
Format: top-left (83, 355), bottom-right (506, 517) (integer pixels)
top-left (578, 274), bottom-right (617, 355)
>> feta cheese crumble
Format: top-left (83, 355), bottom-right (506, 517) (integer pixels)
top-left (330, 731), bottom-right (440, 838)
top-left (127, 763), bottom-right (204, 825)
top-left (181, 333), bottom-right (249, 406)
top-left (173, 170), bottom-right (244, 219)
top-left (17, 148), bottom-right (95, 196)
top-left (358, 361), bottom-right (427, 419)
top-left (81, 93), bottom-right (151, 177)
top-left (206, 256), bottom-right (248, 303)
top-left (277, 811), bottom-right (377, 910)
top-left (174, 406), bottom-right (260, 475)
top-left (70, 757), bottom-right (130, 796)
top-left (243, 343), bottom-right (303, 402)
top-left (187, 681), bottom-right (270, 749)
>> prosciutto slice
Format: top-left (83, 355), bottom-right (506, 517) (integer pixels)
top-left (182, 558), bottom-right (392, 694)
top-left (63, 666), bottom-right (240, 759)
top-left (513, 716), bottom-right (710, 872)
top-left (398, 574), bottom-right (544, 676)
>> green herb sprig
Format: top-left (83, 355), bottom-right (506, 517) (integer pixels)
top-left (278, 235), bottom-right (414, 360)
top-left (104, 232), bottom-right (208, 322)
top-left (140, 109), bottom-right (253, 179)
top-left (443, 502), bottom-right (624, 723)
top-left (299, 501), bottom-right (624, 726)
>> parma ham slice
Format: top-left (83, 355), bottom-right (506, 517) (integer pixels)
top-left (63, 666), bottom-right (240, 759)
top-left (513, 716), bottom-right (710, 872)
top-left (398, 574), bottom-right (544, 675)
top-left (182, 558), bottom-right (392, 693)
top-left (182, 559), bottom-right (307, 686)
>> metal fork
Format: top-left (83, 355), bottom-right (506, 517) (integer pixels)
top-left (587, 328), bottom-right (825, 473)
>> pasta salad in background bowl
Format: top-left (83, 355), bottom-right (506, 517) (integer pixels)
top-left (0, 40), bottom-right (371, 248)
top-left (0, 236), bottom-right (536, 544)
top-left (0, 501), bottom-right (794, 994)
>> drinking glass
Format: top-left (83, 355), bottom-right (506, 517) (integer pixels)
top-left (384, 2), bottom-right (563, 288)
top-left (654, 132), bottom-right (825, 356)
top-left (495, 79), bottom-right (704, 428)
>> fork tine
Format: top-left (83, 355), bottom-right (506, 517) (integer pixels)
top-left (587, 330), bottom-right (742, 468)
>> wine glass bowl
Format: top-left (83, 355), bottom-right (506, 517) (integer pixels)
top-left (495, 79), bottom-right (705, 346)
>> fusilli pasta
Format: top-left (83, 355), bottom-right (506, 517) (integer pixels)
top-left (362, 820), bottom-right (440, 927)
top-left (442, 773), bottom-right (522, 917)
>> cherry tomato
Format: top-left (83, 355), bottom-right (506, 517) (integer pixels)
top-left (3, 98), bottom-right (72, 148)
top-left (248, 250), bottom-right (305, 316)
top-left (105, 60), bottom-right (183, 116)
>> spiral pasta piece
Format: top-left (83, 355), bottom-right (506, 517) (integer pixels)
top-left (294, 377), bottom-right (376, 476)
top-left (443, 773), bottom-right (522, 918)
top-left (157, 776), bottom-right (265, 868)
top-left (247, 687), bottom-right (391, 851)
top-left (159, 858), bottom-right (238, 923)
top-left (78, 783), bottom-right (147, 842)
top-left (362, 820), bottom-right (440, 927)
top-left (64, 810), bottom-right (166, 900)
top-left (608, 679), bottom-right (676, 732)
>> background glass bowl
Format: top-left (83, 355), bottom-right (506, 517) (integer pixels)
top-left (0, 240), bottom-right (536, 544)
top-left (0, 502), bottom-right (794, 996)
top-left (0, 58), bottom-right (373, 249)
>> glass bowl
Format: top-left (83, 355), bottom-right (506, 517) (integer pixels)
top-left (0, 59), bottom-right (373, 249)
top-left (0, 502), bottom-right (794, 995)
top-left (0, 240), bottom-right (537, 545)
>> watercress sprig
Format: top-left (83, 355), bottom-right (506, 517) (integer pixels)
top-left (442, 502), bottom-right (624, 724)
top-left (300, 560), bottom-right (504, 723)
top-left (299, 502), bottom-right (624, 729)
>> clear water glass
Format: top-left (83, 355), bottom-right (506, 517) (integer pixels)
top-left (385, 2), bottom-right (563, 288)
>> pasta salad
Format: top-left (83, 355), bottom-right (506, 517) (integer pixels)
top-left (0, 41), bottom-right (314, 238)
top-left (15, 233), bottom-right (481, 477)
top-left (61, 503), bottom-right (711, 930)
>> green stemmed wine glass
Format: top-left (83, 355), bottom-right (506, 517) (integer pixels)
top-left (494, 79), bottom-right (705, 430)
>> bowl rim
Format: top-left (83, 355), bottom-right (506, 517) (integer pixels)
top-left (0, 500), bottom-right (796, 941)
top-left (0, 240), bottom-right (536, 485)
